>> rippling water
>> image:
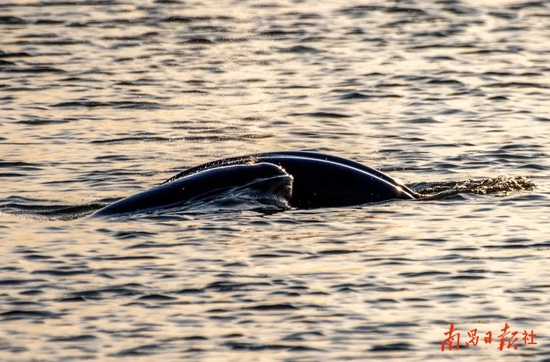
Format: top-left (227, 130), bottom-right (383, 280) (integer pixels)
top-left (1, 0), bottom-right (549, 360)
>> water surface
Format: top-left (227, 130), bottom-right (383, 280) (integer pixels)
top-left (1, 0), bottom-right (549, 360)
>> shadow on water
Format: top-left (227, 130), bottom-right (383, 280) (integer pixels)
top-left (0, 176), bottom-right (536, 221)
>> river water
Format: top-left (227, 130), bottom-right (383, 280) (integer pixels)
top-left (1, 0), bottom-right (549, 360)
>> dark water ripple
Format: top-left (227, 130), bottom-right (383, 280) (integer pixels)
top-left (1, 0), bottom-right (550, 360)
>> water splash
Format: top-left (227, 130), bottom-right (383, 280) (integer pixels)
top-left (410, 176), bottom-right (536, 200)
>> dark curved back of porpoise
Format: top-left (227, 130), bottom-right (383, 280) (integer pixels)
top-left (257, 157), bottom-right (412, 208)
top-left (92, 163), bottom-right (291, 217)
top-left (163, 152), bottom-right (415, 209)
top-left (163, 151), bottom-right (416, 207)
top-left (260, 151), bottom-right (416, 196)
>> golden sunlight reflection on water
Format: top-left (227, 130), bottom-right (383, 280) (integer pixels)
top-left (0, 0), bottom-right (549, 360)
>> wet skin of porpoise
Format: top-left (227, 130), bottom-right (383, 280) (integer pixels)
top-left (92, 152), bottom-right (415, 217)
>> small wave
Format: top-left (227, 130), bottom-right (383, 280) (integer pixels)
top-left (0, 201), bottom-right (103, 220)
top-left (288, 112), bottom-right (352, 118)
top-left (0, 16), bottom-right (26, 25)
top-left (411, 176), bottom-right (536, 200)
top-left (279, 45), bottom-right (322, 54)
top-left (0, 51), bottom-right (32, 58)
top-left (51, 101), bottom-right (169, 109)
top-left (339, 92), bottom-right (401, 100)
top-left (0, 66), bottom-right (64, 73)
